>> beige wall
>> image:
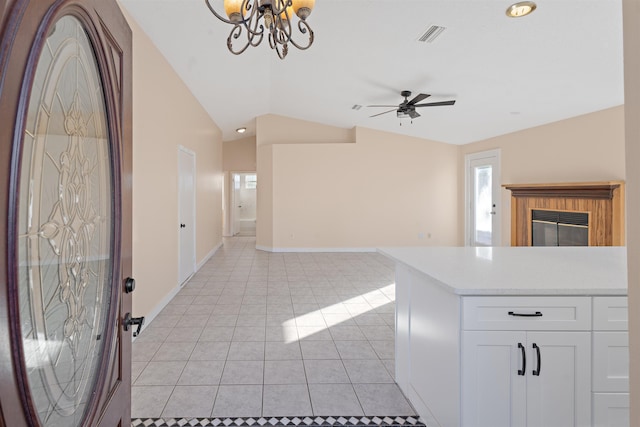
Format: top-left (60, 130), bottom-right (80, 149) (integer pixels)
top-left (125, 10), bottom-right (223, 318)
top-left (256, 114), bottom-right (356, 248)
top-left (459, 106), bottom-right (626, 245)
top-left (258, 114), bottom-right (355, 145)
top-left (256, 115), bottom-right (459, 250)
top-left (256, 143), bottom-right (274, 248)
top-left (623, 0), bottom-right (639, 422)
top-left (223, 136), bottom-right (257, 171)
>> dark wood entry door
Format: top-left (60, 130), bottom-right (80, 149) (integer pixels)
top-left (0, 0), bottom-right (133, 426)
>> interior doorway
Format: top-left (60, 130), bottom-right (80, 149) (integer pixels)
top-left (465, 149), bottom-right (501, 246)
top-left (230, 172), bottom-right (257, 236)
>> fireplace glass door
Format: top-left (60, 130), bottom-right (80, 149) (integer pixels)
top-left (531, 210), bottom-right (589, 246)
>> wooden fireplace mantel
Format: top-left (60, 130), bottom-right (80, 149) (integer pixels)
top-left (503, 181), bottom-right (625, 246)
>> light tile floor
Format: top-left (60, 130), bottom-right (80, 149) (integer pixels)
top-left (131, 237), bottom-right (415, 419)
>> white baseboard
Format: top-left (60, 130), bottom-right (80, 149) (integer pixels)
top-left (197, 241), bottom-right (222, 270)
top-left (133, 241), bottom-right (223, 341)
top-left (255, 245), bottom-right (377, 253)
top-left (132, 284), bottom-right (181, 341)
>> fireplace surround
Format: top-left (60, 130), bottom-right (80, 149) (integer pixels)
top-left (504, 181), bottom-right (624, 246)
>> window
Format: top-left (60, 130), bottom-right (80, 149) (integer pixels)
top-left (245, 174), bottom-right (257, 189)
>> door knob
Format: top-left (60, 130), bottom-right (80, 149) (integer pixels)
top-left (180, 223), bottom-right (186, 228)
top-left (124, 313), bottom-right (145, 337)
top-left (124, 277), bottom-right (135, 293)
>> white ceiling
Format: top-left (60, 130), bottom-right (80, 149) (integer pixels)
top-left (120, 0), bottom-right (624, 145)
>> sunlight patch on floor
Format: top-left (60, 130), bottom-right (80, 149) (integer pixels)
top-left (284, 284), bottom-right (395, 343)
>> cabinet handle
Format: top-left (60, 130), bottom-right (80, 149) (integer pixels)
top-left (518, 343), bottom-right (526, 376)
top-left (508, 311), bottom-right (543, 317)
top-left (532, 343), bottom-right (541, 376)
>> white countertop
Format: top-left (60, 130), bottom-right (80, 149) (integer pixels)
top-left (379, 246), bottom-right (628, 295)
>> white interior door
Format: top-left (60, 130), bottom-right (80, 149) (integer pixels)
top-left (178, 147), bottom-right (196, 285)
top-left (466, 149), bottom-right (501, 246)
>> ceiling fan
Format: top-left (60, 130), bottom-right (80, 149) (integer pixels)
top-left (368, 90), bottom-right (456, 121)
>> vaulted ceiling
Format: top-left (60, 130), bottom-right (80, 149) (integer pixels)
top-left (120, 0), bottom-right (624, 145)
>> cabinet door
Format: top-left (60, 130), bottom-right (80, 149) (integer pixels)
top-left (526, 332), bottom-right (591, 427)
top-left (462, 331), bottom-right (527, 427)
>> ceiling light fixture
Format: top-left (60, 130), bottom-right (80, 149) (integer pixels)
top-left (236, 127), bottom-right (247, 133)
top-left (205, 0), bottom-right (315, 59)
top-left (506, 1), bottom-right (537, 18)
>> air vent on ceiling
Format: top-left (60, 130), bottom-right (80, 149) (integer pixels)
top-left (417, 25), bottom-right (446, 43)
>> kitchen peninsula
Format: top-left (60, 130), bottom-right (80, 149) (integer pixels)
top-left (380, 246), bottom-right (629, 427)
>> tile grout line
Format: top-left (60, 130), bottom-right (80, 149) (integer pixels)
top-left (132, 237), bottom-right (408, 419)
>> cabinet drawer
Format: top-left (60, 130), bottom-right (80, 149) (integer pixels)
top-left (462, 296), bottom-right (591, 331)
top-left (593, 297), bottom-right (628, 331)
top-left (593, 393), bottom-right (629, 427)
top-left (593, 332), bottom-right (629, 392)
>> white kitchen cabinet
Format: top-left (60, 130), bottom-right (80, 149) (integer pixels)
top-left (593, 393), bottom-right (629, 427)
top-left (592, 332), bottom-right (629, 392)
top-left (592, 297), bottom-right (629, 426)
top-left (462, 331), bottom-right (527, 427)
top-left (383, 248), bottom-right (628, 427)
top-left (526, 332), bottom-right (591, 427)
top-left (462, 331), bottom-right (591, 427)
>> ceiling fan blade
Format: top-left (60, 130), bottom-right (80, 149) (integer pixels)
top-left (408, 110), bottom-right (421, 119)
top-left (408, 93), bottom-right (430, 105)
top-left (370, 108), bottom-right (397, 118)
top-left (367, 104), bottom-right (399, 108)
top-left (414, 100), bottom-right (456, 107)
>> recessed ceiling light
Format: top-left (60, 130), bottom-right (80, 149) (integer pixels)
top-left (236, 127), bottom-right (247, 134)
top-left (506, 1), bottom-right (537, 18)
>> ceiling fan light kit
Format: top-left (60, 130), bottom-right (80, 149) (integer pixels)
top-left (205, 0), bottom-right (315, 59)
top-left (367, 90), bottom-right (456, 125)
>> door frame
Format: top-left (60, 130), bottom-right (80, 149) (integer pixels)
top-left (464, 149), bottom-right (502, 246)
top-left (178, 145), bottom-right (196, 286)
top-left (228, 170), bottom-right (257, 237)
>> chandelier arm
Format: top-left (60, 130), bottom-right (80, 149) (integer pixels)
top-left (226, 24), bottom-right (253, 55)
top-left (205, 0), bottom-right (254, 25)
top-left (247, 12), bottom-right (265, 46)
top-left (270, 0), bottom-right (293, 15)
top-left (205, 0), bottom-right (311, 59)
top-left (287, 19), bottom-right (314, 50)
top-left (274, 41), bottom-right (288, 59)
top-left (268, 31), bottom-right (276, 49)
top-left (227, 7), bottom-right (266, 54)
top-left (274, 16), bottom-right (291, 46)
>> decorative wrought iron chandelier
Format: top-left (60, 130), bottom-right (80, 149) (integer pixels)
top-left (205, 0), bottom-right (315, 59)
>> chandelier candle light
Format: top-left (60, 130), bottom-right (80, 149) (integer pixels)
top-left (205, 0), bottom-right (315, 59)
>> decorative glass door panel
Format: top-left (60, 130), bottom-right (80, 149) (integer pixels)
top-left (467, 150), bottom-right (501, 247)
top-left (17, 15), bottom-right (113, 427)
top-left (473, 165), bottom-right (493, 246)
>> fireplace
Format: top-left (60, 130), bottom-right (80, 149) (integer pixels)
top-left (503, 181), bottom-right (625, 247)
top-left (531, 210), bottom-right (589, 246)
